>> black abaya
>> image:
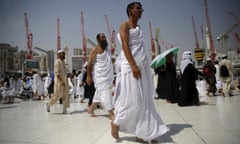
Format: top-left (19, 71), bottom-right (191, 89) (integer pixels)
top-left (155, 62), bottom-right (180, 103)
top-left (178, 64), bottom-right (203, 106)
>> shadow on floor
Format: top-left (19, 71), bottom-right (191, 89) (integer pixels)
top-left (119, 123), bottom-right (192, 143)
top-left (160, 123), bottom-right (193, 143)
top-left (0, 103), bottom-right (20, 109)
top-left (70, 109), bottom-right (87, 114)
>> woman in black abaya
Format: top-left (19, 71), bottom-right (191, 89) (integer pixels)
top-left (155, 52), bottom-right (179, 103)
top-left (178, 51), bottom-right (203, 106)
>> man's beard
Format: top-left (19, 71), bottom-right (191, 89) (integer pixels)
top-left (99, 40), bottom-right (108, 50)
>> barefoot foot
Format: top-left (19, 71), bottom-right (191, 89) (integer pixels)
top-left (136, 137), bottom-right (145, 143)
top-left (111, 121), bottom-right (120, 142)
top-left (88, 110), bottom-right (97, 117)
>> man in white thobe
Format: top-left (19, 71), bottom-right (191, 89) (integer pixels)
top-left (47, 49), bottom-right (69, 114)
top-left (219, 54), bottom-right (234, 96)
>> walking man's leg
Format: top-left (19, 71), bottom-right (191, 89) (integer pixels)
top-left (47, 94), bottom-right (59, 112)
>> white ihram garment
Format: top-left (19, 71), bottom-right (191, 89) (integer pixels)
top-left (32, 74), bottom-right (40, 94)
top-left (113, 26), bottom-right (169, 141)
top-left (92, 49), bottom-right (114, 111)
top-left (76, 74), bottom-right (83, 96)
top-left (44, 76), bottom-right (52, 96)
top-left (32, 74), bottom-right (44, 96)
top-left (37, 79), bottom-right (44, 96)
top-left (214, 64), bottom-right (222, 90)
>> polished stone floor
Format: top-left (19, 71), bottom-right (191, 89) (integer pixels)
top-left (0, 86), bottom-right (240, 144)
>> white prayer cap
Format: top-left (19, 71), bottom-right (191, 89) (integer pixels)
top-left (222, 54), bottom-right (227, 59)
top-left (206, 57), bottom-right (211, 61)
top-left (57, 49), bottom-right (65, 54)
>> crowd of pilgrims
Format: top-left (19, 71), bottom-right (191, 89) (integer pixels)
top-left (0, 68), bottom-right (88, 104)
top-left (0, 52), bottom-right (238, 106)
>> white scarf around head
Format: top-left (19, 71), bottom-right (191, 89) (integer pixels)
top-left (180, 51), bottom-right (193, 73)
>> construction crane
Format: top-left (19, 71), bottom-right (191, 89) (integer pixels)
top-left (155, 28), bottom-right (169, 51)
top-left (229, 12), bottom-right (240, 54)
top-left (203, 0), bottom-right (215, 62)
top-left (191, 16), bottom-right (200, 49)
top-left (149, 21), bottom-right (155, 59)
top-left (57, 18), bottom-right (61, 51)
top-left (104, 15), bottom-right (115, 55)
top-left (84, 37), bottom-right (97, 47)
top-left (192, 16), bottom-right (204, 62)
top-left (229, 12), bottom-right (240, 25)
top-left (34, 47), bottom-right (49, 73)
top-left (24, 12), bottom-right (33, 59)
top-left (34, 47), bottom-right (48, 53)
top-left (81, 12), bottom-right (87, 63)
top-left (200, 24), bottom-right (205, 49)
top-left (159, 34), bottom-right (167, 50)
top-left (111, 30), bottom-right (116, 54)
top-left (155, 28), bottom-right (161, 55)
top-left (217, 23), bottom-right (238, 53)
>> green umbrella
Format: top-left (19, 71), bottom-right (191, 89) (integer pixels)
top-left (150, 47), bottom-right (179, 68)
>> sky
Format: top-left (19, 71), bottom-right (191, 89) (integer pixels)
top-left (0, 0), bottom-right (240, 66)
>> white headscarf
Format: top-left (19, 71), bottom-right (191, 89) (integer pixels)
top-left (180, 51), bottom-right (193, 73)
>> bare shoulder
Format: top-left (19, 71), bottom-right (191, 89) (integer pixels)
top-left (120, 22), bottom-right (130, 30)
top-left (88, 47), bottom-right (98, 62)
top-left (121, 21), bottom-right (129, 27)
top-left (90, 47), bottom-right (97, 55)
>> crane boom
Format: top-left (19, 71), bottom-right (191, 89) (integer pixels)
top-left (149, 21), bottom-right (155, 59)
top-left (217, 23), bottom-right (238, 53)
top-left (85, 37), bottom-right (97, 47)
top-left (34, 47), bottom-right (48, 53)
top-left (81, 12), bottom-right (87, 63)
top-left (218, 23), bottom-right (238, 41)
top-left (155, 28), bottom-right (161, 55)
top-left (203, 0), bottom-right (215, 62)
top-left (111, 30), bottom-right (116, 54)
top-left (24, 12), bottom-right (32, 59)
top-left (105, 15), bottom-right (112, 43)
top-left (104, 15), bottom-right (115, 55)
top-left (229, 12), bottom-right (240, 25)
top-left (191, 16), bottom-right (200, 48)
top-left (57, 18), bottom-right (61, 51)
top-left (200, 24), bottom-right (205, 49)
top-left (24, 13), bottom-right (30, 50)
top-left (223, 23), bottom-right (238, 38)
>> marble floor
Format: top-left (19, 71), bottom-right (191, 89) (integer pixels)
top-left (0, 88), bottom-right (240, 144)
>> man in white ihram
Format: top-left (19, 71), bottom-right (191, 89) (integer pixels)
top-left (111, 2), bottom-right (169, 143)
top-left (86, 33), bottom-right (114, 120)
